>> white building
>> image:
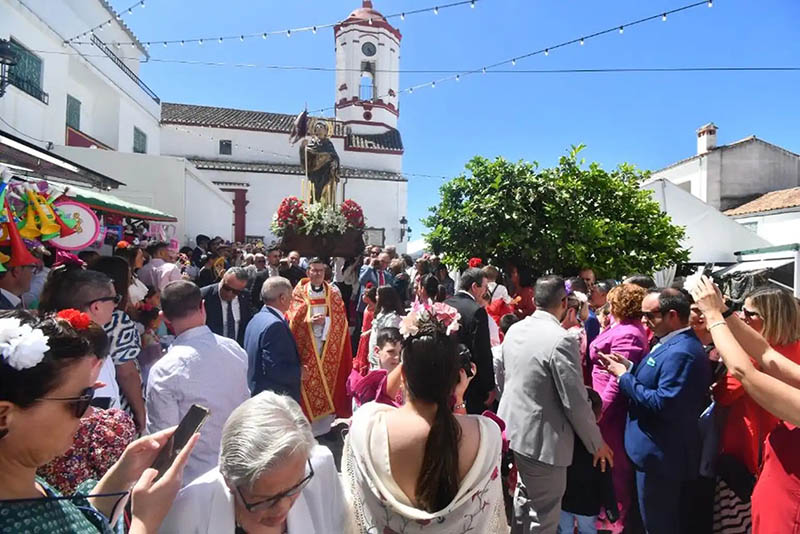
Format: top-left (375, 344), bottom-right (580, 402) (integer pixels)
top-left (650, 123), bottom-right (800, 211)
top-left (160, 0), bottom-right (408, 247)
top-left (725, 187), bottom-right (800, 246)
top-left (0, 0), bottom-right (160, 153)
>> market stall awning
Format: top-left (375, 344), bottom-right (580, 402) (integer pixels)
top-left (713, 258), bottom-right (794, 277)
top-left (60, 184), bottom-right (178, 222)
top-left (0, 130), bottom-right (124, 190)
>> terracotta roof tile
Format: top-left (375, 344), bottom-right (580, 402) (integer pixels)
top-left (188, 158), bottom-right (407, 182)
top-left (162, 102), bottom-right (403, 151)
top-left (725, 187), bottom-right (800, 216)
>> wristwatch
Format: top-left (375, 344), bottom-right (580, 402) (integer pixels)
top-left (722, 307), bottom-right (735, 319)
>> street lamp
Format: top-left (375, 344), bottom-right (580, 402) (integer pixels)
top-left (0, 39), bottom-right (18, 99)
top-left (399, 216), bottom-right (408, 242)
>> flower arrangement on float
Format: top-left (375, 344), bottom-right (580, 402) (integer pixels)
top-left (270, 196), bottom-right (366, 257)
top-left (271, 196), bottom-right (365, 237)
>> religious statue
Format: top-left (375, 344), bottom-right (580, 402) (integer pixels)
top-left (297, 119), bottom-right (340, 204)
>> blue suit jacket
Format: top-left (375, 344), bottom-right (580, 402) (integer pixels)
top-left (356, 265), bottom-right (394, 311)
top-left (620, 329), bottom-right (711, 480)
top-left (243, 306), bottom-right (301, 403)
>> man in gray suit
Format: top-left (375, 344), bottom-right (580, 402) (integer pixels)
top-left (498, 275), bottom-right (614, 534)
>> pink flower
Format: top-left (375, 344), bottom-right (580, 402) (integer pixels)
top-left (431, 302), bottom-right (461, 335)
top-left (399, 311), bottom-right (419, 338)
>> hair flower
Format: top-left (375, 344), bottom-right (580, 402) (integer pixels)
top-left (399, 311), bottom-right (420, 338)
top-left (0, 318), bottom-right (50, 370)
top-left (116, 240), bottom-right (130, 249)
top-left (468, 257), bottom-right (483, 268)
top-left (57, 309), bottom-right (92, 330)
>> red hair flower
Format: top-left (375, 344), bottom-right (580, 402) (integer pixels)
top-left (468, 257), bottom-right (483, 268)
top-left (116, 241), bottom-right (130, 249)
top-left (57, 309), bottom-right (92, 330)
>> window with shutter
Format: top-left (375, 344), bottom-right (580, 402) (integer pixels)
top-left (66, 95), bottom-right (81, 130)
top-left (8, 39), bottom-right (48, 103)
top-left (219, 140), bottom-right (232, 155)
top-left (133, 127), bottom-right (147, 154)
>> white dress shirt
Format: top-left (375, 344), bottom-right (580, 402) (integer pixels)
top-left (145, 325), bottom-right (249, 485)
top-left (0, 288), bottom-right (21, 308)
top-left (219, 295), bottom-right (240, 339)
top-left (138, 258), bottom-right (182, 292)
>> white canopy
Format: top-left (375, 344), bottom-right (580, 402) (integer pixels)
top-left (642, 178), bottom-right (771, 264)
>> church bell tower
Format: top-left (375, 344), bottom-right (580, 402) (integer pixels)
top-left (334, 1), bottom-right (401, 134)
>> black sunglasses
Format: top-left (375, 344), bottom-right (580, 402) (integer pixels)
top-left (742, 307), bottom-right (761, 320)
top-left (222, 283), bottom-right (244, 295)
top-left (643, 309), bottom-right (663, 321)
top-left (85, 294), bottom-right (122, 307)
top-left (236, 460), bottom-right (314, 512)
top-left (39, 387), bottom-right (95, 418)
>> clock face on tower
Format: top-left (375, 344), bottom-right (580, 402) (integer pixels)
top-left (361, 42), bottom-right (377, 57)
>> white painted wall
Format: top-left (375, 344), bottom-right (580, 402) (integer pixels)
top-left (51, 146), bottom-right (233, 244)
top-left (732, 211), bottom-right (800, 246)
top-left (161, 124), bottom-right (401, 173)
top-left (0, 0), bottom-right (159, 151)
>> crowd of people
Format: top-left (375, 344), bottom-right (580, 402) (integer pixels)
top-left (1, 232), bottom-right (800, 534)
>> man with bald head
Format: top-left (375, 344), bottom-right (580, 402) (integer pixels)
top-left (601, 288), bottom-right (711, 534)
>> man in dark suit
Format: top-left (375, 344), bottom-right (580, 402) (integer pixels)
top-left (280, 250), bottom-right (307, 287)
top-left (603, 288), bottom-right (712, 534)
top-left (445, 267), bottom-right (496, 414)
top-left (243, 276), bottom-right (300, 401)
top-left (357, 251), bottom-right (394, 313)
top-left (200, 266), bottom-right (253, 346)
top-left (0, 259), bottom-right (38, 309)
top-left (191, 234), bottom-right (210, 267)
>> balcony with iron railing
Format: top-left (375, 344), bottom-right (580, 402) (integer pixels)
top-left (91, 34), bottom-right (160, 104)
top-left (8, 72), bottom-right (49, 104)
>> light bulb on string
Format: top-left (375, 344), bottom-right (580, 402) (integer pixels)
top-left (400, 13), bottom-right (405, 21)
top-left (163, 42), bottom-right (167, 47)
top-left (140, 1), bottom-right (145, 7)
top-left (312, 26), bottom-right (317, 34)
top-left (511, 58), bottom-right (516, 66)
top-left (287, 30), bottom-right (291, 37)
top-left (482, 67), bottom-right (486, 74)
top-left (199, 39), bottom-right (204, 45)
top-left (619, 26), bottom-right (624, 34)
top-left (471, 0), bottom-right (475, 7)
top-left (544, 48), bottom-right (549, 56)
top-left (180, 40), bottom-right (185, 46)
top-left (408, 87), bottom-right (413, 93)
top-left (128, 8), bottom-right (132, 14)
top-left (580, 38), bottom-right (585, 45)
top-left (218, 37), bottom-right (223, 43)
top-left (662, 13), bottom-right (667, 21)
top-left (431, 81), bottom-right (436, 88)
top-left (455, 74), bottom-right (460, 81)
top-left (262, 33), bottom-right (267, 39)
top-left (434, 6), bottom-right (439, 15)
top-left (707, 0), bottom-right (712, 6)
top-left (239, 35), bottom-right (244, 42)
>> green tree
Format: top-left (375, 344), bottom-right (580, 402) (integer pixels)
top-left (423, 146), bottom-right (688, 278)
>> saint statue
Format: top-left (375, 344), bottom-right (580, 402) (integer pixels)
top-left (297, 120), bottom-right (340, 204)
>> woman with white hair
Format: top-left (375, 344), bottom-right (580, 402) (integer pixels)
top-left (159, 391), bottom-right (347, 533)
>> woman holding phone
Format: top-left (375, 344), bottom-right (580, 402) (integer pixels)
top-left (0, 310), bottom-right (196, 534)
top-left (689, 277), bottom-right (800, 533)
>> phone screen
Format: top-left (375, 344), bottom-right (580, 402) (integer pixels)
top-left (150, 404), bottom-right (210, 479)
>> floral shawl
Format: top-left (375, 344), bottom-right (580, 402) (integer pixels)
top-left (342, 402), bottom-right (509, 534)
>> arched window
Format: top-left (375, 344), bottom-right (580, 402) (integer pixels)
top-left (360, 71), bottom-right (374, 101)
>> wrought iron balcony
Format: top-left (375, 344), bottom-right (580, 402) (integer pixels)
top-left (91, 35), bottom-right (160, 104)
top-left (7, 72), bottom-right (49, 104)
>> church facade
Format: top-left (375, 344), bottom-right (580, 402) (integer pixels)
top-left (160, 1), bottom-right (407, 249)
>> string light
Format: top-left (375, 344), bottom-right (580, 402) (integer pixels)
top-left (65, 0), bottom-right (149, 43)
top-left (262, 33), bottom-right (267, 39)
top-left (511, 58), bottom-right (516, 66)
top-left (306, 0), bottom-right (715, 114)
top-left (431, 81), bottom-right (436, 88)
top-left (70, 0), bottom-right (483, 47)
top-left (218, 37), bottom-right (223, 43)
top-left (180, 40), bottom-right (185, 46)
top-left (455, 74), bottom-right (460, 81)
top-left (240, 35), bottom-right (244, 42)
top-left (708, 0), bottom-right (713, 6)
top-left (199, 39), bottom-right (204, 45)
top-left (662, 13), bottom-right (667, 21)
top-left (286, 30), bottom-right (291, 37)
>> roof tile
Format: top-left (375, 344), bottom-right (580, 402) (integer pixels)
top-left (725, 186), bottom-right (800, 216)
top-left (188, 158), bottom-right (406, 182)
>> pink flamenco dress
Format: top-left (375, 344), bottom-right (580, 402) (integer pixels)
top-left (589, 318), bottom-right (649, 534)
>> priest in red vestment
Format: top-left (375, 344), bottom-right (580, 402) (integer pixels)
top-left (288, 257), bottom-right (353, 436)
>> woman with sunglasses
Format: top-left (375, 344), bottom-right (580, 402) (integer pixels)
top-left (91, 256), bottom-right (147, 435)
top-left (0, 310), bottom-right (198, 534)
top-left (160, 391), bottom-right (347, 534)
top-left (690, 277), bottom-right (800, 534)
top-left (705, 285), bottom-right (800, 532)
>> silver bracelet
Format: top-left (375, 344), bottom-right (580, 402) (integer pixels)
top-left (708, 320), bottom-right (727, 332)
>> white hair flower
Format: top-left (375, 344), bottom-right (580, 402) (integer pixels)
top-left (0, 318), bottom-right (50, 371)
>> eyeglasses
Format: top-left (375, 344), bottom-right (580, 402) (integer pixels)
top-left (236, 460), bottom-right (314, 512)
top-left (742, 307), bottom-right (761, 320)
top-left (643, 309), bottom-right (662, 321)
top-left (39, 386), bottom-right (95, 418)
top-left (85, 294), bottom-right (122, 307)
top-left (221, 284), bottom-right (244, 295)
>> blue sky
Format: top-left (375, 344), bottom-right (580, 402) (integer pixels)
top-left (119, 0), bottom-right (800, 238)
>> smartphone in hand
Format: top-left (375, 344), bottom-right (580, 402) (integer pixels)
top-left (150, 404), bottom-right (210, 480)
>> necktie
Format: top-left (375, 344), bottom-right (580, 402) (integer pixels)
top-left (226, 300), bottom-right (236, 339)
top-left (378, 270), bottom-right (385, 285)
